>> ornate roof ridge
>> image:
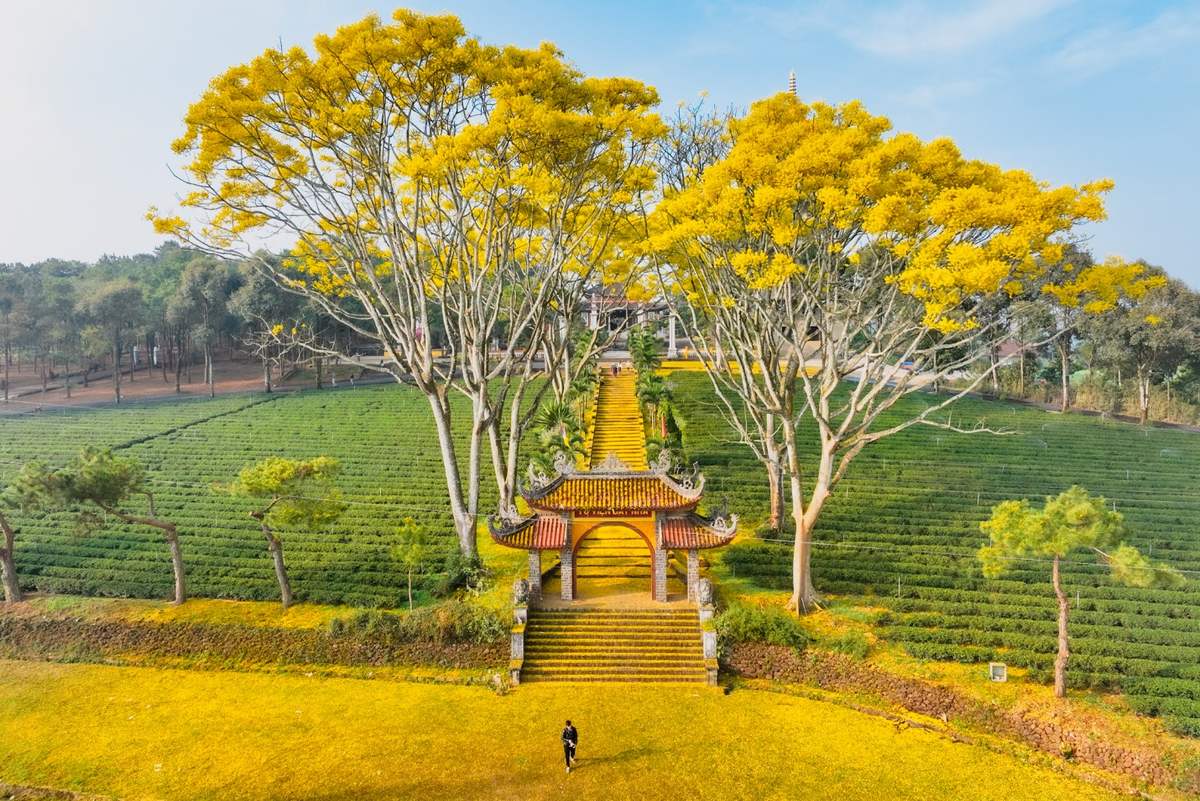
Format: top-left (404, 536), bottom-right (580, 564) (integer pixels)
top-left (687, 506), bottom-right (738, 537)
top-left (486, 504), bottom-right (537, 538)
top-left (519, 449), bottom-right (706, 503)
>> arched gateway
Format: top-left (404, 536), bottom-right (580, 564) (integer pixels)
top-left (488, 451), bottom-right (738, 603)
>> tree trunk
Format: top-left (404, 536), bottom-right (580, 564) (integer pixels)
top-left (782, 424), bottom-right (820, 612)
top-left (128, 344), bottom-right (135, 383)
top-left (1058, 339), bottom-right (1071, 413)
top-left (266, 532), bottom-right (292, 610)
top-left (1052, 554), bottom-right (1070, 699)
top-left (2, 339), bottom-right (8, 402)
top-left (764, 414), bottom-right (784, 530)
top-left (766, 461), bottom-right (783, 530)
top-left (64, 353), bottom-right (72, 399)
top-left (175, 333), bottom-right (183, 393)
top-left (1137, 368), bottom-right (1151, 425)
top-left (407, 567), bottom-right (414, 610)
top-left (107, 498), bottom-right (185, 604)
top-left (206, 341), bottom-right (215, 398)
top-left (486, 380), bottom-right (532, 512)
top-left (0, 513), bottom-right (23, 603)
top-left (427, 390), bottom-right (478, 559)
top-left (263, 358), bottom-right (272, 393)
top-left (112, 339), bottom-right (122, 404)
top-left (166, 529), bottom-right (186, 605)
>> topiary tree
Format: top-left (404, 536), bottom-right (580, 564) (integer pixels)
top-left (218, 456), bottom-right (344, 609)
top-left (32, 448), bottom-right (187, 604)
top-left (979, 486), bottom-right (1183, 698)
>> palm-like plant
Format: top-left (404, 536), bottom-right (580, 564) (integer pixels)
top-left (627, 324), bottom-right (661, 374)
top-left (534, 400), bottom-right (581, 450)
top-left (636, 373), bottom-right (674, 437)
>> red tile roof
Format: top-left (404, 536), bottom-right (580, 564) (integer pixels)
top-left (526, 476), bottom-right (698, 514)
top-left (661, 515), bottom-right (737, 550)
top-left (490, 514), bottom-right (567, 550)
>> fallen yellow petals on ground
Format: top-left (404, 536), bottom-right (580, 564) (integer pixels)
top-left (0, 660), bottom-right (1129, 801)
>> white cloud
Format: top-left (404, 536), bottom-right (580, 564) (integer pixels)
top-left (836, 0), bottom-right (1070, 58)
top-left (1051, 6), bottom-right (1200, 76)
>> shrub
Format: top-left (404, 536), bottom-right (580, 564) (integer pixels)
top-left (715, 602), bottom-right (810, 652)
top-left (436, 552), bottom-right (490, 597)
top-left (331, 599), bottom-right (505, 646)
top-left (823, 630), bottom-right (871, 660)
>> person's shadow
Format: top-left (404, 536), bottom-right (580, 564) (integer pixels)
top-left (576, 745), bottom-right (661, 768)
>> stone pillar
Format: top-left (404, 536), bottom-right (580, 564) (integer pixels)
top-left (528, 550), bottom-right (542, 600)
top-left (698, 578), bottom-right (718, 685)
top-left (667, 315), bottom-right (678, 359)
top-left (560, 543), bottom-right (575, 601)
top-left (652, 547), bottom-right (669, 602)
top-left (511, 579), bottom-right (530, 685)
top-left (686, 549), bottom-right (700, 601)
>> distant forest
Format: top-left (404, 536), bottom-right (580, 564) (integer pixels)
top-left (0, 243), bottom-right (392, 403)
top-left (3, 242), bottom-right (1200, 424)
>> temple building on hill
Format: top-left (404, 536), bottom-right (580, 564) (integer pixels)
top-left (581, 286), bottom-right (682, 358)
top-left (489, 452), bottom-right (737, 603)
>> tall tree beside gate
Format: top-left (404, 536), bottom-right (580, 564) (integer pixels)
top-left (650, 92), bottom-right (1144, 612)
top-left (153, 10), bottom-right (662, 558)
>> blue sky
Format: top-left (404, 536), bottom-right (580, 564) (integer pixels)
top-left (2, 1), bottom-right (1197, 285)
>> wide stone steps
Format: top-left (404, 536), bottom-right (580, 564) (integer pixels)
top-left (527, 630), bottom-right (698, 642)
top-left (522, 608), bottom-right (706, 683)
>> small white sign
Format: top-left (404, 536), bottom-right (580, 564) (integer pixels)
top-left (989, 662), bottom-right (1008, 682)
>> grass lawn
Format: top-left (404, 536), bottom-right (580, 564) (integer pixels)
top-left (0, 660), bottom-right (1131, 801)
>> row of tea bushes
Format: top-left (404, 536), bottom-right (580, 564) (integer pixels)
top-left (670, 371), bottom-right (1200, 737)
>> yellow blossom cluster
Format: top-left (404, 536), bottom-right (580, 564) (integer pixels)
top-left (650, 93), bottom-right (1113, 331)
top-left (153, 9), bottom-right (662, 300)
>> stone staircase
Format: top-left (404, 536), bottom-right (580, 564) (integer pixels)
top-left (589, 371), bottom-right (648, 470)
top-left (521, 608), bottom-right (707, 683)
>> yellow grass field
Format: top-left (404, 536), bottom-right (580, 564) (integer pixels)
top-left (0, 660), bottom-right (1130, 801)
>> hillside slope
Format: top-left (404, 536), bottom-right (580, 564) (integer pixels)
top-left (669, 371), bottom-right (1200, 736)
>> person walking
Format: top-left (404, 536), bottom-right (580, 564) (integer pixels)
top-left (561, 719), bottom-right (578, 773)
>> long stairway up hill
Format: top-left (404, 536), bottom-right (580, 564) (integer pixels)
top-left (589, 371), bottom-right (648, 470)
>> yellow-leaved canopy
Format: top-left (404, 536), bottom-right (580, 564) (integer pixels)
top-left (649, 92), bottom-right (1112, 332)
top-left (153, 9), bottom-right (662, 301)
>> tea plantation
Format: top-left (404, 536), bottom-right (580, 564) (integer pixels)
top-left (1, 386), bottom-right (491, 607)
top-left (669, 371), bottom-right (1200, 736)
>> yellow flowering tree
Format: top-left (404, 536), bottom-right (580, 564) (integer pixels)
top-left (1031, 246), bottom-right (1163, 412)
top-left (1080, 266), bottom-right (1199, 423)
top-left (153, 11), bottom-right (661, 556)
top-left (650, 93), bottom-right (1148, 612)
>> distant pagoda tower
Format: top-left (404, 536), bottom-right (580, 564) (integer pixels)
top-left (788, 69), bottom-right (797, 95)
